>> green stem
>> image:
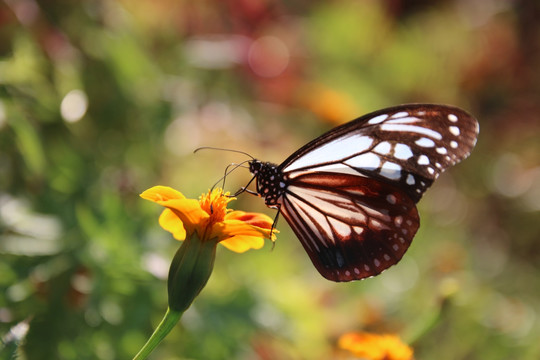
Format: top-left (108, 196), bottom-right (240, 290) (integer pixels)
top-left (132, 308), bottom-right (182, 360)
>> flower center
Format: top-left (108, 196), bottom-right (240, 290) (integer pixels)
top-left (199, 189), bottom-right (232, 226)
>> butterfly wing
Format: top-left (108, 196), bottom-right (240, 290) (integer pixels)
top-left (273, 104), bottom-right (478, 281)
top-left (280, 104), bottom-right (479, 203)
top-left (280, 172), bottom-right (419, 281)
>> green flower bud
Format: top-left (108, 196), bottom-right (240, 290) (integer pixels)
top-left (167, 232), bottom-right (217, 312)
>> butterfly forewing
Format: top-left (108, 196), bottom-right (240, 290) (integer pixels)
top-left (247, 104), bottom-right (479, 282)
top-left (281, 104), bottom-right (479, 202)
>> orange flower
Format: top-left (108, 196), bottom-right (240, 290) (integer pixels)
top-left (135, 186), bottom-right (278, 359)
top-left (338, 332), bottom-right (413, 360)
top-left (299, 83), bottom-right (359, 125)
top-left (140, 186), bottom-right (276, 252)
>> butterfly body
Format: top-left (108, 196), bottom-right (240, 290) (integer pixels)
top-left (246, 104), bottom-right (479, 282)
top-left (249, 161), bottom-right (284, 207)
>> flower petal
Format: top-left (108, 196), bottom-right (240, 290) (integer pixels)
top-left (220, 235), bottom-right (265, 253)
top-left (224, 211), bottom-right (277, 241)
top-left (159, 209), bottom-right (186, 240)
top-left (163, 199), bottom-right (208, 234)
top-left (338, 332), bottom-right (413, 360)
top-left (140, 186), bottom-right (186, 202)
top-left (141, 185), bottom-right (209, 237)
top-left (212, 218), bottom-right (273, 252)
top-left (225, 211), bottom-right (274, 230)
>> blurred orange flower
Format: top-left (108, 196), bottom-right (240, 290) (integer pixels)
top-left (338, 332), bottom-right (413, 360)
top-left (300, 83), bottom-right (359, 125)
top-left (140, 186), bottom-right (276, 252)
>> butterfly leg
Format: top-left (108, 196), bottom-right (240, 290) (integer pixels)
top-left (270, 205), bottom-right (281, 240)
top-left (233, 175), bottom-right (258, 197)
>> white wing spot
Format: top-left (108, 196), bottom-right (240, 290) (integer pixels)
top-left (450, 140), bottom-right (458, 148)
top-left (379, 162), bottom-right (402, 180)
top-left (345, 153), bottom-right (381, 170)
top-left (394, 143), bottom-right (413, 160)
top-left (386, 194), bottom-right (397, 204)
top-left (392, 244), bottom-right (399, 251)
top-left (406, 174), bottom-right (415, 185)
top-left (354, 267), bottom-right (360, 275)
top-left (374, 141), bottom-right (392, 155)
top-left (391, 111), bottom-right (409, 118)
top-left (385, 117), bottom-right (420, 125)
top-left (374, 258), bottom-right (381, 267)
top-left (383, 254), bottom-right (391, 261)
top-left (448, 114), bottom-right (458, 122)
top-left (406, 220), bottom-right (412, 226)
top-left (415, 137), bottom-right (435, 147)
top-left (380, 124), bottom-right (442, 140)
top-left (368, 114), bottom-right (389, 124)
top-left (435, 162), bottom-right (442, 168)
top-left (279, 182), bottom-right (286, 188)
top-left (417, 155), bottom-right (430, 165)
top-left (364, 264), bottom-right (370, 271)
top-left (436, 147), bottom-right (448, 154)
top-left (417, 111), bottom-right (426, 116)
top-left (427, 167), bottom-right (435, 175)
top-left (394, 216), bottom-right (403, 227)
top-left (449, 126), bottom-right (460, 136)
top-left (345, 270), bottom-right (351, 276)
top-left (353, 226), bottom-right (365, 236)
top-left (399, 237), bottom-right (405, 244)
top-left (328, 217), bottom-right (352, 237)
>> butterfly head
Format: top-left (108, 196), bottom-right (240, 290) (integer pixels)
top-left (249, 160), bottom-right (285, 207)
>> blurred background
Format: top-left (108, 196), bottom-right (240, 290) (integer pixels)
top-left (1, 0), bottom-right (539, 359)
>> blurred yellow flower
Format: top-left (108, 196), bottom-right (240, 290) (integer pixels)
top-left (338, 332), bottom-right (413, 360)
top-left (140, 186), bottom-right (276, 252)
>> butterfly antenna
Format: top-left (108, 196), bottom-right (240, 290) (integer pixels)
top-left (194, 146), bottom-right (255, 160)
top-left (194, 146), bottom-right (259, 197)
top-left (209, 160), bottom-right (251, 192)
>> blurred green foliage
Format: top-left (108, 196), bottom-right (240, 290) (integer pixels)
top-left (1, 0), bottom-right (540, 359)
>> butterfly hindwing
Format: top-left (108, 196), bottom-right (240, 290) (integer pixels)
top-left (280, 172), bottom-right (419, 281)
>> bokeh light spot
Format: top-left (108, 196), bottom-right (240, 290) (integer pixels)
top-left (248, 36), bottom-right (290, 78)
top-left (185, 35), bottom-right (248, 69)
top-left (0, 100), bottom-right (6, 129)
top-left (61, 89), bottom-right (88, 123)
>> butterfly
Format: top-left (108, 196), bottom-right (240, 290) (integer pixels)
top-left (236, 104), bottom-right (479, 282)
